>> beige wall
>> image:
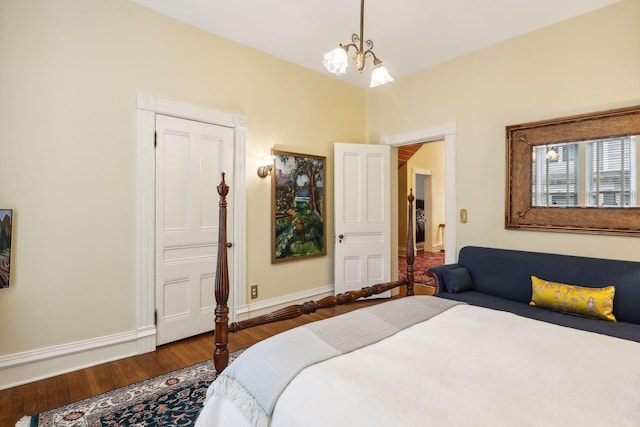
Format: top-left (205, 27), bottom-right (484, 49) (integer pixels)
top-left (0, 0), bottom-right (365, 358)
top-left (1, 0), bottom-right (638, 384)
top-left (369, 0), bottom-right (640, 263)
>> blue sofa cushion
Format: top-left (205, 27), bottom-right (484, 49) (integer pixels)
top-left (436, 291), bottom-right (640, 343)
top-left (443, 267), bottom-right (474, 293)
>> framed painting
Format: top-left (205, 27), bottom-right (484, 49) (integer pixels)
top-left (0, 209), bottom-right (13, 289)
top-left (271, 150), bottom-right (326, 263)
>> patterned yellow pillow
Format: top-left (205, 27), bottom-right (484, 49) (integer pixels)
top-left (530, 276), bottom-right (616, 322)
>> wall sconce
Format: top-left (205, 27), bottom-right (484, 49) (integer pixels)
top-left (545, 146), bottom-right (559, 161)
top-left (257, 156), bottom-right (274, 178)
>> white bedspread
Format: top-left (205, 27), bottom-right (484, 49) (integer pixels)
top-left (200, 302), bottom-right (640, 427)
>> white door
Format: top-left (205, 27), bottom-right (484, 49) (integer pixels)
top-left (334, 143), bottom-right (391, 296)
top-left (155, 114), bottom-right (234, 345)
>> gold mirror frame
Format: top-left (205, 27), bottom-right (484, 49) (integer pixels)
top-left (506, 105), bottom-right (640, 236)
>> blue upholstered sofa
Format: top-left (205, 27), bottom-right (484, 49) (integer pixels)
top-left (427, 246), bottom-right (640, 342)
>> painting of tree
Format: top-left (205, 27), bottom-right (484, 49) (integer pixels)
top-left (0, 209), bottom-right (13, 288)
top-left (272, 151), bottom-right (326, 263)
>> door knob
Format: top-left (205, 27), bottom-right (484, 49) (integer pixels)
top-left (226, 242), bottom-right (233, 248)
top-left (338, 234), bottom-right (344, 243)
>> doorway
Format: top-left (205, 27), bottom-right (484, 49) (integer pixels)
top-left (397, 141), bottom-right (446, 252)
top-left (136, 93), bottom-right (247, 353)
top-left (396, 140), bottom-right (447, 287)
top-left (382, 122), bottom-right (456, 263)
top-left (154, 114), bottom-right (234, 345)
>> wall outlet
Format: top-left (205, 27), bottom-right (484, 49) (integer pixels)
top-left (250, 285), bottom-right (258, 299)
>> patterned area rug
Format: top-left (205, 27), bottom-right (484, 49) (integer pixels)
top-left (398, 252), bottom-right (445, 286)
top-left (18, 350), bottom-right (244, 427)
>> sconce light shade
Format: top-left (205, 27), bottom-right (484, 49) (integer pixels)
top-left (545, 147), bottom-right (559, 161)
top-left (257, 155), bottom-right (274, 178)
top-left (257, 165), bottom-right (272, 178)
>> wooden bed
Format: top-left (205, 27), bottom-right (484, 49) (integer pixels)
top-left (200, 175), bottom-right (640, 427)
top-left (212, 173), bottom-right (419, 374)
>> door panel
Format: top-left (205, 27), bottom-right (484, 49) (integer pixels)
top-left (155, 114), bottom-right (234, 345)
top-left (334, 143), bottom-right (390, 296)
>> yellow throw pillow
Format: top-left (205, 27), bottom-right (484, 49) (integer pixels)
top-left (530, 276), bottom-right (616, 322)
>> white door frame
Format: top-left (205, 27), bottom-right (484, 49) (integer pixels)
top-left (135, 93), bottom-right (247, 353)
top-left (412, 168), bottom-right (433, 253)
top-left (380, 122), bottom-right (457, 264)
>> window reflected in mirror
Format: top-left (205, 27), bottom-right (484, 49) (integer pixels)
top-left (506, 105), bottom-right (640, 236)
top-left (531, 135), bottom-right (638, 207)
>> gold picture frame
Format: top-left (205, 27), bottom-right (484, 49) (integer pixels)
top-left (271, 150), bottom-right (327, 263)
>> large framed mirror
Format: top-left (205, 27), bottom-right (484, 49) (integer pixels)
top-left (506, 105), bottom-right (640, 236)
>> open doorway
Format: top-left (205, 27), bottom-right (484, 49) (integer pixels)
top-left (397, 141), bottom-right (446, 287)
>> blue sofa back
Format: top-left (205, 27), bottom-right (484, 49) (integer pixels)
top-left (455, 246), bottom-right (640, 325)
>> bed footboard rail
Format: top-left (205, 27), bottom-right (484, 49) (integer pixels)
top-left (229, 280), bottom-right (407, 332)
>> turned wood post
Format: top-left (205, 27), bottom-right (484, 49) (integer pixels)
top-left (406, 189), bottom-right (415, 296)
top-left (214, 173), bottom-right (230, 372)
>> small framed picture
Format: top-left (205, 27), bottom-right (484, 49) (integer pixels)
top-left (0, 209), bottom-right (13, 289)
top-left (271, 150), bottom-right (326, 263)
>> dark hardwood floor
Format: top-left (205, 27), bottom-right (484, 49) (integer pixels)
top-left (0, 299), bottom-right (385, 426)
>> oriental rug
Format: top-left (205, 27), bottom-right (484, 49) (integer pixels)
top-left (17, 350), bottom-right (244, 427)
top-left (398, 251), bottom-right (445, 286)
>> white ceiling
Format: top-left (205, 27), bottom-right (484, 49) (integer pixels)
top-left (129, 0), bottom-right (621, 88)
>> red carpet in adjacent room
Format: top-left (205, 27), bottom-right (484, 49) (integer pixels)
top-left (398, 252), bottom-right (445, 286)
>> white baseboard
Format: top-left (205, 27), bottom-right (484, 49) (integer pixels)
top-left (0, 286), bottom-right (336, 391)
top-left (0, 327), bottom-right (156, 390)
top-left (235, 284), bottom-right (334, 321)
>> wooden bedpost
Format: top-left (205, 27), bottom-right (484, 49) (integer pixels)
top-left (406, 189), bottom-right (415, 296)
top-left (214, 173), bottom-right (230, 373)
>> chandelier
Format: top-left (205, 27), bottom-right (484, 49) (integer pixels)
top-left (322, 0), bottom-right (393, 88)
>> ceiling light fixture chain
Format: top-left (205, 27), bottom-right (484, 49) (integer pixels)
top-left (322, 0), bottom-right (393, 87)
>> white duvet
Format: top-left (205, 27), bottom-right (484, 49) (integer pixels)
top-left (199, 304), bottom-right (640, 427)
